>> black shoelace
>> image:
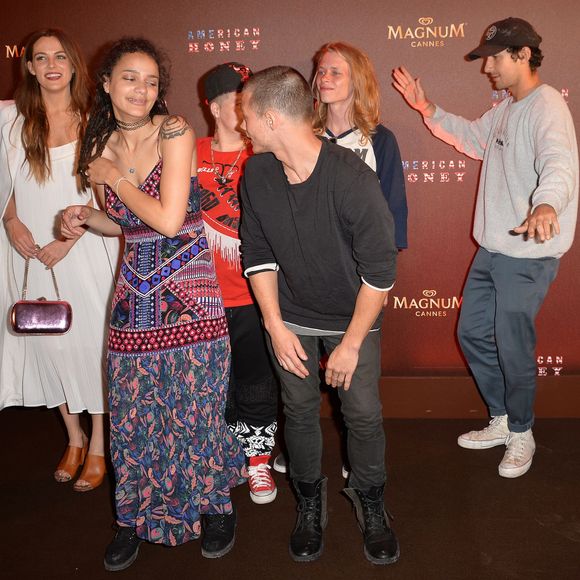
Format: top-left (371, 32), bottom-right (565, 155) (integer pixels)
top-left (298, 496), bottom-right (321, 525)
top-left (360, 497), bottom-right (389, 531)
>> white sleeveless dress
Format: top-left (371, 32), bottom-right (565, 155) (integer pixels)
top-left (0, 139), bottom-right (119, 413)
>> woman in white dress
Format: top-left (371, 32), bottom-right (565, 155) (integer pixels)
top-left (0, 29), bottom-right (119, 491)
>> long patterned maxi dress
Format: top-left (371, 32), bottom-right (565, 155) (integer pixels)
top-left (105, 162), bottom-right (246, 546)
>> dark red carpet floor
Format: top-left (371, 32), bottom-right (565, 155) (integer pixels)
top-left (1, 407), bottom-right (579, 579)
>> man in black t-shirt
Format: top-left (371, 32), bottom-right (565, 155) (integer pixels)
top-left (239, 66), bottom-right (399, 566)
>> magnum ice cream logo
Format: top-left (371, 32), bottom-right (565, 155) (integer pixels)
top-left (387, 17), bottom-right (467, 48)
top-left (392, 289), bottom-right (462, 317)
top-left (5, 45), bottom-right (24, 58)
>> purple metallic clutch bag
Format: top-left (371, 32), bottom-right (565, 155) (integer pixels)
top-left (11, 299), bottom-right (72, 335)
top-left (9, 259), bottom-right (73, 336)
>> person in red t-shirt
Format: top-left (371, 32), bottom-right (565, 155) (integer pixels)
top-left (197, 63), bottom-right (279, 504)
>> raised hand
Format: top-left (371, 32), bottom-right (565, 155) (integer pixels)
top-left (392, 66), bottom-right (434, 116)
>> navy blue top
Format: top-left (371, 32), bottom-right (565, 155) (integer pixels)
top-left (325, 124), bottom-right (408, 249)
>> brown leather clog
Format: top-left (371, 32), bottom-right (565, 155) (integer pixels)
top-left (73, 454), bottom-right (106, 492)
top-left (54, 443), bottom-right (88, 483)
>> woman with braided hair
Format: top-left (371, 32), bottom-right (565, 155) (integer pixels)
top-left (63, 37), bottom-right (245, 571)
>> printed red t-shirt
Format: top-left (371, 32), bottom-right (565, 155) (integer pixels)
top-left (197, 136), bottom-right (253, 307)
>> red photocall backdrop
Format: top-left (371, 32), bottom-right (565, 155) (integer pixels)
top-left (2, 0), bottom-right (579, 415)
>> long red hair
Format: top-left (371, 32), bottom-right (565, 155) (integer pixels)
top-left (312, 42), bottom-right (380, 145)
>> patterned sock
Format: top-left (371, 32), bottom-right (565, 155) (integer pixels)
top-left (228, 420), bottom-right (277, 457)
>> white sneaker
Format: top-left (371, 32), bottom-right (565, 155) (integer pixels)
top-left (457, 415), bottom-right (509, 449)
top-left (498, 430), bottom-right (536, 478)
top-left (273, 452), bottom-right (287, 474)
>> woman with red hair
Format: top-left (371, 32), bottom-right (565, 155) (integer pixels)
top-left (313, 41), bottom-right (407, 250)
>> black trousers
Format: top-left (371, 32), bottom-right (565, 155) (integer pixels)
top-left (270, 331), bottom-right (386, 490)
top-left (225, 303), bottom-right (278, 428)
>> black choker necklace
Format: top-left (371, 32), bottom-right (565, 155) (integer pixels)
top-left (116, 116), bottom-right (150, 131)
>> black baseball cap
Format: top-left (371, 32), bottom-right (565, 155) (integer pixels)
top-left (467, 17), bottom-right (542, 61)
top-left (203, 62), bottom-right (252, 103)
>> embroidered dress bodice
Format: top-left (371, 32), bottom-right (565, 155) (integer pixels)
top-left (105, 161), bottom-right (227, 354)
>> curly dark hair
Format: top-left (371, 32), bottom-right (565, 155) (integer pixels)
top-left (78, 37), bottom-right (170, 187)
top-left (506, 46), bottom-right (544, 72)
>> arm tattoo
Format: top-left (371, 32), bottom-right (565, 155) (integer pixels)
top-left (159, 115), bottom-right (191, 140)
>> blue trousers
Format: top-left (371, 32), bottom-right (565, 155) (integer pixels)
top-left (457, 248), bottom-right (559, 432)
top-left (269, 331), bottom-right (386, 490)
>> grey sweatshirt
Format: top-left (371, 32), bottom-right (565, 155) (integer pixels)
top-left (425, 84), bottom-right (578, 259)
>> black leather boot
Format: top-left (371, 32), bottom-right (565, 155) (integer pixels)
top-left (104, 526), bottom-right (142, 572)
top-left (290, 477), bottom-right (328, 562)
top-left (344, 486), bottom-right (399, 565)
top-left (201, 506), bottom-right (237, 558)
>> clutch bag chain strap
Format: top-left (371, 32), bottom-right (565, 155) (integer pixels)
top-left (21, 258), bottom-right (62, 301)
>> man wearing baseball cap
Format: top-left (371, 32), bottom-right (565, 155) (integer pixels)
top-left (393, 18), bottom-right (578, 478)
top-left (197, 63), bottom-right (279, 508)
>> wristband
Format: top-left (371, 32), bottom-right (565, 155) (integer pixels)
top-left (112, 176), bottom-right (130, 200)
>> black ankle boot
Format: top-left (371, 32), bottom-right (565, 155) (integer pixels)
top-left (344, 486), bottom-right (399, 565)
top-left (290, 477), bottom-right (328, 562)
top-left (104, 526), bottom-right (142, 572)
top-left (201, 506), bottom-right (237, 558)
